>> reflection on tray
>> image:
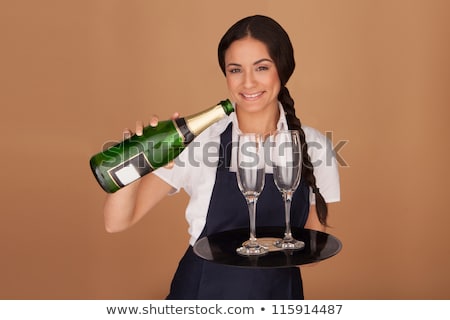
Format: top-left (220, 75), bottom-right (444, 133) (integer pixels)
top-left (242, 237), bottom-right (286, 252)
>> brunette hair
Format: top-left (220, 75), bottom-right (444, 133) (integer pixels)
top-left (218, 15), bottom-right (328, 225)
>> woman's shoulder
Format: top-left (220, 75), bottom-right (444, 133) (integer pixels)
top-left (302, 125), bottom-right (329, 144)
top-left (301, 125), bottom-right (334, 163)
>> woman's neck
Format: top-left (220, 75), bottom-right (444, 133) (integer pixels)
top-left (236, 105), bottom-right (280, 135)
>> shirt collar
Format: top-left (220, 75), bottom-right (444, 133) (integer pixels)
top-left (276, 101), bottom-right (289, 131)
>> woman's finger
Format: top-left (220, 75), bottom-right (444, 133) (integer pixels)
top-left (164, 161), bottom-right (175, 169)
top-left (123, 128), bottom-right (132, 139)
top-left (135, 120), bottom-right (144, 136)
top-left (149, 115), bottom-right (159, 127)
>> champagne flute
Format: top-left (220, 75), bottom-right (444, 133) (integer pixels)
top-left (271, 130), bottom-right (305, 250)
top-left (236, 133), bottom-right (268, 256)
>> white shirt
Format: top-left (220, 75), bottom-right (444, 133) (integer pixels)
top-left (154, 103), bottom-right (341, 245)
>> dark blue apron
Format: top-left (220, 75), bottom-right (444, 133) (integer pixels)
top-left (166, 124), bottom-right (310, 299)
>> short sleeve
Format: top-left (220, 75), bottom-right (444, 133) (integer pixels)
top-left (303, 126), bottom-right (341, 204)
top-left (152, 147), bottom-right (191, 195)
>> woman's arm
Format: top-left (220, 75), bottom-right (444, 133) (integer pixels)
top-left (103, 173), bottom-right (173, 233)
top-left (103, 115), bottom-right (177, 233)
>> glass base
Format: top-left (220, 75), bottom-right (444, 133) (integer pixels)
top-left (236, 243), bottom-right (268, 256)
top-left (274, 238), bottom-right (305, 250)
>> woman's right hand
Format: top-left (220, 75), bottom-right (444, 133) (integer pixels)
top-left (123, 112), bottom-right (181, 168)
top-left (122, 118), bottom-right (153, 139)
top-left (124, 112), bottom-right (180, 137)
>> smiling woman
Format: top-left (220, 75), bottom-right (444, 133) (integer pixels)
top-left (217, 15), bottom-right (332, 227)
top-left (102, 14), bottom-right (340, 300)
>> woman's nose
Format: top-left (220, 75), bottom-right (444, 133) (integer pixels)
top-left (243, 71), bottom-right (256, 88)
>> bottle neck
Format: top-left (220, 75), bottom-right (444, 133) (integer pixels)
top-left (184, 103), bottom-right (230, 136)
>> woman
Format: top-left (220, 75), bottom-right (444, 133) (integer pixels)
top-left (104, 15), bottom-right (340, 299)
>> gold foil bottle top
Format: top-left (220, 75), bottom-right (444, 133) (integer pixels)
top-left (185, 100), bottom-right (233, 136)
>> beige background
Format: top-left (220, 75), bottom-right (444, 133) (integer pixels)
top-left (1, 0), bottom-right (449, 299)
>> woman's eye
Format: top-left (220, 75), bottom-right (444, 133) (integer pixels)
top-left (228, 68), bottom-right (241, 74)
top-left (256, 65), bottom-right (269, 71)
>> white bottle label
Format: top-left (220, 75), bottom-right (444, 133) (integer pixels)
top-left (114, 164), bottom-right (141, 185)
top-left (108, 152), bottom-right (153, 187)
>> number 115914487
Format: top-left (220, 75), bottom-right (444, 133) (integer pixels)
top-left (271, 304), bottom-right (343, 315)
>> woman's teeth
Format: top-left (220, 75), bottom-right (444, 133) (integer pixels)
top-left (242, 92), bottom-right (262, 99)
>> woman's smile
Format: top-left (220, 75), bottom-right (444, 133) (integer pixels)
top-left (241, 91), bottom-right (265, 100)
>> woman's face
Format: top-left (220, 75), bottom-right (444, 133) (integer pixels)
top-left (224, 37), bottom-right (281, 114)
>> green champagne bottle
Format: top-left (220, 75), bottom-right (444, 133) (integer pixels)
top-left (90, 99), bottom-right (234, 193)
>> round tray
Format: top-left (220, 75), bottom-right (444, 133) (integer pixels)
top-left (193, 226), bottom-right (342, 268)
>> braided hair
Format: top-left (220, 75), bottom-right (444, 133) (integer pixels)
top-left (218, 15), bottom-right (328, 225)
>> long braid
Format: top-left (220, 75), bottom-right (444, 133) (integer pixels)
top-left (279, 86), bottom-right (328, 226)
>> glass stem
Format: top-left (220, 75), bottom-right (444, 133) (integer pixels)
top-left (247, 196), bottom-right (258, 247)
top-left (283, 191), bottom-right (293, 241)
